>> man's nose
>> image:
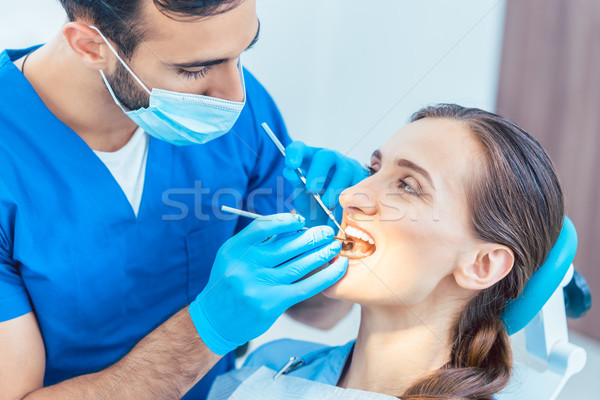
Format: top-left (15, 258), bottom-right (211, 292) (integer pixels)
top-left (339, 181), bottom-right (378, 217)
top-left (205, 60), bottom-right (244, 102)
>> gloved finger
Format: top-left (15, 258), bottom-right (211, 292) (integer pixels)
top-left (272, 240), bottom-right (341, 284)
top-left (237, 213), bottom-right (306, 246)
top-left (286, 256), bottom-right (349, 305)
top-left (282, 167), bottom-right (305, 189)
top-left (304, 150), bottom-right (337, 194)
top-left (320, 163), bottom-right (354, 209)
top-left (262, 225), bottom-right (336, 266)
top-left (285, 141), bottom-right (317, 171)
top-left (352, 161), bottom-right (370, 185)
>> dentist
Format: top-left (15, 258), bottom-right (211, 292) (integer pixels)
top-left (0, 0), bottom-right (366, 399)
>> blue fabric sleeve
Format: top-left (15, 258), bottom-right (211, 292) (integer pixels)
top-left (234, 70), bottom-right (293, 234)
top-left (0, 192), bottom-right (32, 322)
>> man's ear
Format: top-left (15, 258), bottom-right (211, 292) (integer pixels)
top-left (453, 244), bottom-right (514, 290)
top-left (62, 22), bottom-right (113, 70)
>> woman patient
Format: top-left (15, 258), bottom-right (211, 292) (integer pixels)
top-left (211, 104), bottom-right (564, 399)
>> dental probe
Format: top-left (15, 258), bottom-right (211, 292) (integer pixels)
top-left (221, 206), bottom-right (349, 242)
top-left (260, 122), bottom-right (347, 239)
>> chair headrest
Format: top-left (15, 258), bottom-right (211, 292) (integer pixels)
top-left (501, 216), bottom-right (577, 335)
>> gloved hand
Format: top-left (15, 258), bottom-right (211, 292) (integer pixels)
top-left (188, 213), bottom-right (348, 355)
top-left (283, 141), bottom-right (368, 229)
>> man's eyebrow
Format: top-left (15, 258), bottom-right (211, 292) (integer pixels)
top-left (169, 19), bottom-right (261, 69)
top-left (372, 150), bottom-right (435, 189)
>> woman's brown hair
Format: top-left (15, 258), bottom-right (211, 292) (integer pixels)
top-left (400, 104), bottom-right (564, 399)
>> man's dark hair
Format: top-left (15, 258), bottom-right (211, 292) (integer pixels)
top-left (59, 0), bottom-right (243, 58)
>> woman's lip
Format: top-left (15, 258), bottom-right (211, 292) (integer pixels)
top-left (339, 215), bottom-right (378, 260)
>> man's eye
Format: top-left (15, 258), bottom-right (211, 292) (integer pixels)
top-left (177, 65), bottom-right (212, 80)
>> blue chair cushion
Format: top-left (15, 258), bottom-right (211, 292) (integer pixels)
top-left (501, 216), bottom-right (577, 335)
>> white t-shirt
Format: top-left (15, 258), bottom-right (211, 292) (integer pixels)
top-left (94, 128), bottom-right (149, 217)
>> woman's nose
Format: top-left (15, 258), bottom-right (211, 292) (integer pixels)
top-left (339, 181), bottom-right (378, 217)
top-left (204, 60), bottom-right (244, 102)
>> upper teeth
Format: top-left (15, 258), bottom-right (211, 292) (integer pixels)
top-left (344, 226), bottom-right (375, 245)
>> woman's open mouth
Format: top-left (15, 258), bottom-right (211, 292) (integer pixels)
top-left (338, 224), bottom-right (376, 260)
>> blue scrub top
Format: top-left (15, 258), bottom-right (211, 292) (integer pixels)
top-left (0, 46), bottom-right (292, 399)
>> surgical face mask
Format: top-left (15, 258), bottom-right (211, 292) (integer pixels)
top-left (90, 26), bottom-right (246, 146)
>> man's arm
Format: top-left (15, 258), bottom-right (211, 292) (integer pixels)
top-left (1, 308), bottom-right (220, 400)
top-left (0, 313), bottom-right (45, 400)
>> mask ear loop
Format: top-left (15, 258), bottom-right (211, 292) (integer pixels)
top-left (89, 25), bottom-right (152, 96)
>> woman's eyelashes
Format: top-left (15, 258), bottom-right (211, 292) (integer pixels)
top-left (365, 163), bottom-right (421, 197)
top-left (365, 164), bottom-right (377, 176)
top-left (398, 178), bottom-right (418, 195)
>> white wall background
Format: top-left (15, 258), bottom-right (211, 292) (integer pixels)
top-left (0, 1), bottom-right (66, 48)
top-left (1, 0), bottom-right (511, 373)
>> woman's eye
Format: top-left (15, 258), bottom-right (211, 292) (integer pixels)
top-left (364, 163), bottom-right (378, 176)
top-left (398, 178), bottom-right (417, 195)
top-left (177, 65), bottom-right (212, 80)
top-left (364, 164), bottom-right (419, 197)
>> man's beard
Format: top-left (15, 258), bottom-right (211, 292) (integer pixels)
top-left (105, 61), bottom-right (150, 111)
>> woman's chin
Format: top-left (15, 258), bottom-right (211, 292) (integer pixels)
top-left (322, 279), bottom-right (344, 298)
top-left (322, 249), bottom-right (380, 300)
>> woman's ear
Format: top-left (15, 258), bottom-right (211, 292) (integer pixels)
top-left (453, 244), bottom-right (514, 290)
top-left (62, 22), bottom-right (112, 70)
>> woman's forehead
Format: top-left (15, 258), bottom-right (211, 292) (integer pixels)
top-left (380, 118), bottom-right (482, 164)
top-left (378, 118), bottom-right (485, 190)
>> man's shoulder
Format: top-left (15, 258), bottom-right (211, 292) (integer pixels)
top-left (241, 68), bottom-right (278, 110)
top-left (0, 49), bottom-right (11, 72)
top-left (0, 49), bottom-right (18, 92)
top-left (241, 68), bottom-right (263, 94)
top-left (0, 47), bottom-right (38, 113)
top-left (0, 46), bottom-right (41, 76)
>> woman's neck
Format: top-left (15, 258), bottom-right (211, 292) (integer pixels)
top-left (338, 304), bottom-right (460, 396)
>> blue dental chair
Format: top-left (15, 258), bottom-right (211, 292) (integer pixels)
top-left (497, 217), bottom-right (592, 400)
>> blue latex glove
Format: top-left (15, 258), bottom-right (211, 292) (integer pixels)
top-left (189, 213), bottom-right (348, 355)
top-left (283, 141), bottom-right (368, 229)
